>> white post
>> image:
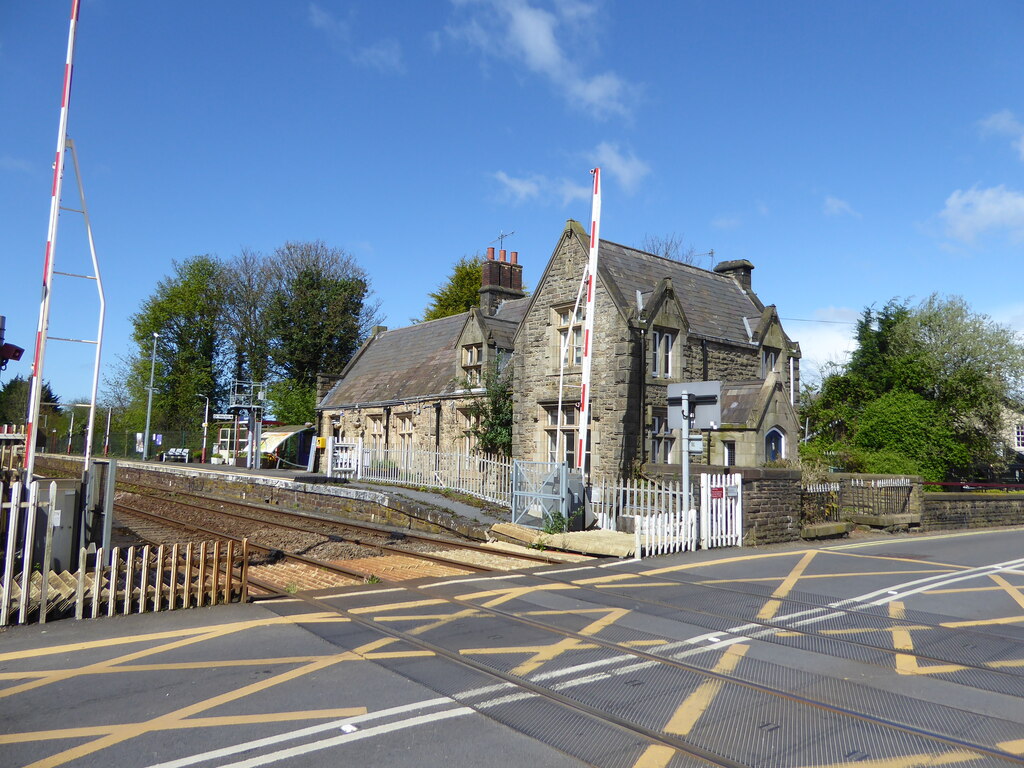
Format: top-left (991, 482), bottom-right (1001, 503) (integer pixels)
top-left (681, 391), bottom-right (691, 513)
top-left (576, 167), bottom-right (602, 479)
top-left (325, 435), bottom-right (334, 479)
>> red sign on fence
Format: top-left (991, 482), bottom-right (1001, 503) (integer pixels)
top-left (711, 486), bottom-right (724, 499)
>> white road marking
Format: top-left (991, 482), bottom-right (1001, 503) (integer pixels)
top-left (143, 697), bottom-right (456, 768)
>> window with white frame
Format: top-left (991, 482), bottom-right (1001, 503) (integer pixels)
top-left (1015, 424), bottom-right (1024, 450)
top-left (723, 440), bottom-right (736, 467)
top-left (765, 427), bottom-right (785, 462)
top-left (761, 346), bottom-right (780, 378)
top-left (650, 328), bottom-right (677, 379)
top-left (649, 410), bottom-right (676, 464)
top-left (544, 403), bottom-right (587, 468)
top-left (555, 305), bottom-right (585, 368)
top-left (397, 413), bottom-right (414, 452)
top-left (462, 343), bottom-right (483, 386)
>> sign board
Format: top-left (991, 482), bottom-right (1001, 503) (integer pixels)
top-left (213, 413), bottom-right (233, 421)
top-left (667, 381), bottom-right (722, 430)
top-left (688, 438), bottom-right (703, 454)
top-left (710, 486), bottom-right (724, 500)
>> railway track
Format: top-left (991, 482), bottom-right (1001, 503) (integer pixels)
top-left (114, 482), bottom-right (584, 592)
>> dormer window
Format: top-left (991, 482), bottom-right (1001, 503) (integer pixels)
top-left (462, 343), bottom-right (483, 385)
top-left (650, 328), bottom-right (676, 379)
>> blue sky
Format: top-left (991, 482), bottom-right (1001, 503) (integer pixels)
top-left (2, 1), bottom-right (1023, 403)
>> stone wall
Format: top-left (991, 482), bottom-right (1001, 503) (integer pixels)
top-left (731, 467), bottom-right (802, 545)
top-left (921, 493), bottom-right (1024, 531)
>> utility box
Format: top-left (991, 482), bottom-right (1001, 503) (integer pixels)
top-left (33, 477), bottom-right (81, 572)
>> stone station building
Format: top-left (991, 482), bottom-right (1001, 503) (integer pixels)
top-left (317, 221), bottom-right (801, 481)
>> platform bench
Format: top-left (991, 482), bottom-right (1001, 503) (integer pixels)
top-left (163, 447), bottom-right (190, 462)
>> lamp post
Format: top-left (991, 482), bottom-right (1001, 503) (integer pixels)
top-left (196, 394), bottom-right (209, 463)
top-left (142, 331), bottom-right (159, 460)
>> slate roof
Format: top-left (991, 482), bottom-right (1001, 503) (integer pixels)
top-left (319, 313), bottom-right (466, 408)
top-left (598, 239), bottom-right (762, 343)
top-left (719, 380), bottom-right (767, 427)
top-left (484, 297), bottom-right (530, 349)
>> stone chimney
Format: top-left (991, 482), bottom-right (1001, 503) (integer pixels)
top-left (713, 259), bottom-right (754, 292)
top-left (479, 246), bottom-right (525, 316)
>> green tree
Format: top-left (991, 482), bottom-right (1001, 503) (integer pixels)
top-left (464, 361), bottom-right (513, 456)
top-left (267, 379), bottom-right (316, 424)
top-left (129, 255), bottom-right (227, 431)
top-left (0, 375), bottom-right (59, 429)
top-left (420, 255), bottom-right (483, 322)
top-left (802, 294), bottom-right (1024, 479)
top-left (267, 243), bottom-right (372, 387)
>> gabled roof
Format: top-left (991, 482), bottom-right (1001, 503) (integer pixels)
top-left (318, 313), bottom-right (468, 408)
top-left (597, 239), bottom-right (763, 343)
top-left (481, 296), bottom-right (530, 349)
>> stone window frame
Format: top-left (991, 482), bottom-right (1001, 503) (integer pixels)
top-left (649, 408), bottom-right (677, 464)
top-left (367, 414), bottom-right (384, 450)
top-left (722, 440), bottom-right (737, 467)
top-left (542, 402), bottom-right (590, 470)
top-left (462, 343), bottom-right (483, 386)
top-left (650, 327), bottom-right (678, 379)
top-left (396, 412), bottom-right (414, 452)
top-left (553, 304), bottom-right (585, 369)
top-left (761, 346), bottom-right (781, 378)
top-left (459, 408), bottom-right (480, 455)
top-left (765, 427), bottom-right (786, 462)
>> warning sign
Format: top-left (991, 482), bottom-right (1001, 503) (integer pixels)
top-left (711, 487), bottom-right (724, 500)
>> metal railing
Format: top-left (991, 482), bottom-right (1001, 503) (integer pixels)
top-left (355, 446), bottom-right (513, 507)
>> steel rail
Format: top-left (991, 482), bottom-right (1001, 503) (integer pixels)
top-left (113, 501), bottom-right (473, 585)
top-left (119, 479), bottom-right (568, 566)
top-left (550, 564), bottom-right (1024, 684)
top-left (279, 577), bottom-right (1024, 767)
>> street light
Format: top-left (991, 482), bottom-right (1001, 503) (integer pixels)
top-left (195, 394), bottom-right (209, 463)
top-left (142, 331), bottom-right (159, 461)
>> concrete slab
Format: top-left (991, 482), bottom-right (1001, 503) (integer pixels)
top-left (489, 522), bottom-right (635, 557)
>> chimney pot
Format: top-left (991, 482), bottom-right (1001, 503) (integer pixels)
top-left (510, 250), bottom-right (518, 264)
top-left (486, 247), bottom-right (495, 260)
top-left (499, 249), bottom-right (507, 262)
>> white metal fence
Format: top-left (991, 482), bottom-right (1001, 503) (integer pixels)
top-left (328, 439), bottom-right (513, 507)
top-left (592, 474), bottom-right (743, 559)
top-left (2, 480), bottom-right (247, 626)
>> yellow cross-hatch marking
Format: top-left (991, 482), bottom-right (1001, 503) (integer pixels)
top-left (630, 644), bottom-right (750, 768)
top-left (758, 551), bottom-right (817, 620)
top-left (888, 601), bottom-right (966, 676)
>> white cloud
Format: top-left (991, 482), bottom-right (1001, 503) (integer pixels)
top-left (0, 155), bottom-right (32, 173)
top-left (590, 142), bottom-right (649, 193)
top-left (822, 195), bottom-right (861, 218)
top-left (308, 3), bottom-right (404, 73)
top-left (711, 215), bottom-right (741, 230)
top-left (493, 170), bottom-right (589, 206)
top-left (446, 0), bottom-right (634, 118)
top-left (493, 171), bottom-right (543, 202)
top-left (979, 109), bottom-right (1024, 161)
top-left (940, 184), bottom-right (1024, 244)
top-left (785, 307), bottom-right (859, 386)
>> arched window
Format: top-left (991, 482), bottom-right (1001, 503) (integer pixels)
top-left (765, 428), bottom-right (786, 462)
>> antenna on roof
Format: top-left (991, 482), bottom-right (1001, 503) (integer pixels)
top-left (490, 230), bottom-right (515, 248)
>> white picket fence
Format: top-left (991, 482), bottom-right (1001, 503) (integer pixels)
top-left (592, 474), bottom-right (743, 559)
top-left (328, 440), bottom-right (513, 507)
top-left (2, 480), bottom-right (247, 626)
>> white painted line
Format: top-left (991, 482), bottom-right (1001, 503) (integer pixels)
top-left (216, 707), bottom-right (476, 768)
top-left (476, 692), bottom-right (538, 709)
top-left (459, 682), bottom-right (517, 699)
top-left (597, 559), bottom-right (636, 568)
top-left (826, 527), bottom-right (1024, 550)
top-left (424, 574), bottom-right (526, 589)
top-left (143, 697), bottom-right (456, 768)
top-left (544, 566), bottom-right (598, 576)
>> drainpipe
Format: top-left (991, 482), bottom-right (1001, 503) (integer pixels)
top-left (702, 339), bottom-right (709, 381)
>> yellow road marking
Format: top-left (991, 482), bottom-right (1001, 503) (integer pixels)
top-left (21, 637), bottom-right (400, 768)
top-left (460, 607), bottom-right (631, 676)
top-left (698, 569), bottom-right (949, 585)
top-left (630, 644), bottom-right (749, 768)
top-left (0, 612), bottom-right (347, 663)
top-left (348, 599), bottom-right (447, 613)
top-left (758, 551), bottom-right (817, 620)
top-left (888, 602), bottom-right (965, 676)
top-left (0, 708), bottom-right (368, 745)
top-left (988, 573), bottom-right (1024, 613)
top-left (823, 548), bottom-right (970, 570)
top-left (942, 616), bottom-right (1024, 629)
top-left (456, 582), bottom-right (576, 608)
top-left (796, 749), bottom-right (984, 768)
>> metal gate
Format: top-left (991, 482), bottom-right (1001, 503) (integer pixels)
top-left (327, 438), bottom-right (362, 478)
top-left (511, 460), bottom-right (568, 529)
